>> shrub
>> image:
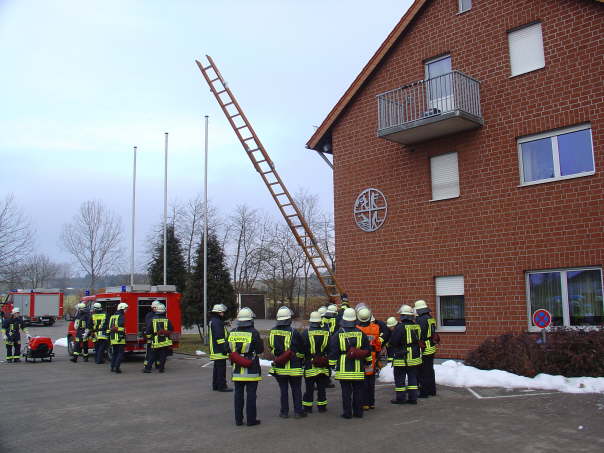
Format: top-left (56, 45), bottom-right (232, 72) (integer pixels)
top-left (465, 328), bottom-right (604, 378)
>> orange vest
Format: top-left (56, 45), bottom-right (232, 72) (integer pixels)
top-left (356, 322), bottom-right (381, 375)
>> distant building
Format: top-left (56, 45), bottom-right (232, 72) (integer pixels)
top-left (307, 0), bottom-right (604, 357)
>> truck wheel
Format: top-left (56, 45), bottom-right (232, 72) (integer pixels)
top-left (67, 336), bottom-right (75, 356)
top-left (48, 319), bottom-right (55, 327)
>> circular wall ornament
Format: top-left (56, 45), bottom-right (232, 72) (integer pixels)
top-left (353, 188), bottom-right (387, 232)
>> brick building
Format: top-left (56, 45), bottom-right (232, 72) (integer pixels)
top-left (307, 0), bottom-right (604, 358)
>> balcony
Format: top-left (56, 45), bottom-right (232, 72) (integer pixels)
top-left (377, 71), bottom-right (483, 145)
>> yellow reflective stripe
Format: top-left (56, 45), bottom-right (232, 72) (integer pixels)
top-left (216, 338), bottom-right (225, 344)
top-left (210, 353), bottom-right (228, 360)
top-left (328, 360), bottom-right (337, 366)
top-left (407, 385), bottom-right (419, 390)
top-left (395, 387), bottom-right (407, 392)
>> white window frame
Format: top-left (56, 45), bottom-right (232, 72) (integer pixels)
top-left (518, 123), bottom-right (595, 186)
top-left (525, 267), bottom-right (604, 332)
top-left (458, 0), bottom-right (472, 14)
top-left (430, 151), bottom-right (460, 201)
top-left (508, 22), bottom-right (545, 77)
top-left (435, 275), bottom-right (466, 332)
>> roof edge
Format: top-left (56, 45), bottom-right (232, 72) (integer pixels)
top-left (306, 0), bottom-right (428, 151)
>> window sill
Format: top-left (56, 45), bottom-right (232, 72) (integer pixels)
top-left (457, 9), bottom-right (471, 15)
top-left (437, 326), bottom-right (466, 333)
top-left (430, 195), bottom-right (460, 202)
top-left (509, 65), bottom-right (545, 79)
top-left (528, 325), bottom-right (601, 333)
top-left (518, 171), bottom-right (595, 187)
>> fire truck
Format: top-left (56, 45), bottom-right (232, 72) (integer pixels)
top-left (1, 289), bottom-right (64, 326)
top-left (66, 285), bottom-right (181, 358)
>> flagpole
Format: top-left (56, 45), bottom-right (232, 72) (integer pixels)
top-left (163, 132), bottom-right (168, 286)
top-left (130, 146), bottom-right (137, 287)
top-left (203, 115), bottom-right (209, 344)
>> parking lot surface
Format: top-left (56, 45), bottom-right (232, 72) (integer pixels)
top-left (1, 322), bottom-right (603, 453)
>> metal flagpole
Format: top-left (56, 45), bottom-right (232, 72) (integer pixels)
top-left (130, 146), bottom-right (137, 287)
top-left (203, 115), bottom-right (209, 344)
top-left (163, 132), bottom-right (168, 286)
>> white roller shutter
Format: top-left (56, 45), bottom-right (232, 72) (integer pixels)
top-left (430, 152), bottom-right (459, 200)
top-left (436, 276), bottom-right (465, 296)
top-left (508, 23), bottom-right (545, 77)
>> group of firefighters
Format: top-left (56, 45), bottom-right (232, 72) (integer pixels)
top-left (208, 296), bottom-right (439, 426)
top-left (69, 300), bottom-right (173, 374)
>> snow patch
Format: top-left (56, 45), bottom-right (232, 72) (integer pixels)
top-left (54, 338), bottom-right (68, 347)
top-left (259, 359), bottom-right (272, 367)
top-left (195, 350), bottom-right (206, 356)
top-left (377, 360), bottom-right (604, 394)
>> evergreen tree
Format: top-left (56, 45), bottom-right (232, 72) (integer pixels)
top-left (182, 232), bottom-right (237, 332)
top-left (148, 225), bottom-right (187, 293)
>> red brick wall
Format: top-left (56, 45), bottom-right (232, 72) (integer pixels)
top-left (330, 0), bottom-right (604, 358)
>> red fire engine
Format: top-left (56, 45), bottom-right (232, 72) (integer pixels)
top-left (1, 289), bottom-right (64, 326)
top-left (67, 285), bottom-right (181, 357)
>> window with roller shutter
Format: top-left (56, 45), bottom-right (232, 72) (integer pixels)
top-left (435, 275), bottom-right (466, 331)
top-left (430, 152), bottom-right (459, 201)
top-left (508, 22), bottom-right (545, 77)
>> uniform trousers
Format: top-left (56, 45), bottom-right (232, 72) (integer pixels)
top-left (362, 374), bottom-right (376, 407)
top-left (110, 344), bottom-right (125, 370)
top-left (275, 375), bottom-right (303, 415)
top-left (94, 339), bottom-right (107, 364)
top-left (73, 335), bottom-right (89, 358)
top-left (340, 380), bottom-right (363, 418)
top-left (234, 381), bottom-right (258, 424)
top-left (145, 346), bottom-right (168, 371)
top-left (418, 354), bottom-right (436, 396)
top-left (302, 374), bottom-right (329, 409)
top-left (5, 341), bottom-right (21, 360)
top-left (393, 365), bottom-right (418, 402)
top-left (213, 359), bottom-right (228, 390)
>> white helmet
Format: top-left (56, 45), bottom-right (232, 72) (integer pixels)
top-left (151, 300), bottom-right (161, 310)
top-left (342, 307), bottom-right (357, 322)
top-left (317, 306), bottom-right (327, 317)
top-left (237, 307), bottom-right (254, 322)
top-left (354, 302), bottom-right (367, 313)
top-left (398, 304), bottom-right (415, 316)
top-left (117, 302), bottom-right (128, 311)
top-left (309, 311), bottom-right (322, 323)
top-left (326, 304), bottom-right (338, 314)
top-left (92, 302), bottom-right (102, 310)
top-left (156, 303), bottom-right (166, 314)
top-left (386, 317), bottom-right (398, 328)
top-left (414, 299), bottom-right (428, 310)
top-left (77, 302), bottom-right (86, 310)
top-left (276, 306), bottom-right (293, 321)
top-left (357, 307), bottom-right (372, 323)
top-left (211, 303), bottom-right (228, 313)
top-left (11, 307), bottom-right (20, 314)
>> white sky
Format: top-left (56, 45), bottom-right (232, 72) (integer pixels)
top-left (0, 0), bottom-right (412, 271)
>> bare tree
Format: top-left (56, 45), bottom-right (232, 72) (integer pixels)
top-left (0, 194), bottom-right (33, 281)
top-left (20, 254), bottom-right (60, 288)
top-left (60, 200), bottom-right (123, 290)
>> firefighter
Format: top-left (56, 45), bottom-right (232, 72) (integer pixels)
top-left (70, 302), bottom-right (91, 363)
top-left (388, 304), bottom-right (422, 405)
top-left (301, 311), bottom-right (330, 413)
top-left (91, 302), bottom-right (109, 364)
top-left (143, 303), bottom-right (173, 373)
top-left (329, 307), bottom-right (371, 419)
top-left (108, 302), bottom-right (128, 373)
top-left (2, 308), bottom-right (29, 363)
top-left (336, 293), bottom-right (350, 326)
top-left (356, 307), bottom-right (382, 410)
top-left (229, 307), bottom-right (263, 426)
top-left (143, 300), bottom-right (160, 370)
top-left (209, 303), bottom-right (232, 391)
top-left (269, 306), bottom-right (306, 419)
top-left (415, 299), bottom-right (439, 398)
top-left (322, 304), bottom-right (338, 334)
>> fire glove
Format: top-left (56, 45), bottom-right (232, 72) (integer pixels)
top-left (229, 351), bottom-right (253, 368)
top-left (272, 349), bottom-right (294, 366)
top-left (312, 355), bottom-right (329, 367)
top-left (431, 333), bottom-right (441, 344)
top-left (110, 326), bottom-right (119, 333)
top-left (346, 347), bottom-right (370, 360)
top-left (419, 340), bottom-right (426, 349)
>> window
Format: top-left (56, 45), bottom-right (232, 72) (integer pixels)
top-left (430, 152), bottom-right (459, 200)
top-left (459, 0), bottom-right (472, 13)
top-left (508, 22), bottom-right (545, 76)
top-left (526, 268), bottom-right (603, 329)
top-left (518, 124), bottom-right (594, 185)
top-left (436, 276), bottom-right (465, 331)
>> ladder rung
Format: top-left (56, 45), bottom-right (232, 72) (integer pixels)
top-left (243, 137), bottom-right (255, 142)
top-left (274, 192), bottom-right (286, 196)
top-left (279, 203), bottom-right (292, 207)
top-left (236, 125), bottom-right (247, 130)
top-left (286, 214), bottom-right (298, 218)
top-left (224, 102), bottom-right (234, 107)
top-left (292, 224), bottom-right (303, 228)
top-left (256, 159), bottom-right (267, 164)
top-left (309, 256), bottom-right (321, 259)
top-left (261, 170), bottom-right (273, 175)
top-left (247, 148), bottom-right (259, 152)
top-left (229, 113), bottom-right (241, 118)
top-left (210, 77), bottom-right (220, 83)
top-left (203, 65), bottom-right (212, 70)
top-left (268, 182), bottom-right (280, 186)
top-left (216, 89), bottom-right (226, 95)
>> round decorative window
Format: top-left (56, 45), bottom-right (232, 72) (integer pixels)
top-left (353, 188), bottom-right (387, 232)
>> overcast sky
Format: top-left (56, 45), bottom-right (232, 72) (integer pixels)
top-left (0, 0), bottom-right (412, 273)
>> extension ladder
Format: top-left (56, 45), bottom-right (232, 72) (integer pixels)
top-left (196, 55), bottom-right (342, 300)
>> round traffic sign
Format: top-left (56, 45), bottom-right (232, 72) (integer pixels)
top-left (532, 309), bottom-right (552, 329)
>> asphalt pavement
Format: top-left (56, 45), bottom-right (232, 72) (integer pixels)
top-left (1, 321), bottom-right (603, 453)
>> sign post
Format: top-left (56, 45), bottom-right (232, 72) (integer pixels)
top-left (532, 309), bottom-right (552, 344)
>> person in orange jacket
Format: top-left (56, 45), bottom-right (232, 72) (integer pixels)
top-left (356, 306), bottom-right (382, 410)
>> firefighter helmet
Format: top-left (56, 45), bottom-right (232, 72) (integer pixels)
top-left (309, 311), bottom-right (322, 323)
top-left (117, 302), bottom-right (128, 311)
top-left (76, 302), bottom-right (86, 310)
top-left (317, 306), bottom-right (327, 317)
top-left (354, 302), bottom-right (367, 312)
top-left (92, 302), bottom-right (102, 310)
top-left (156, 303), bottom-right (166, 314)
top-left (414, 299), bottom-right (428, 310)
top-left (342, 307), bottom-right (357, 322)
top-left (357, 307), bottom-right (372, 323)
top-left (237, 307), bottom-right (254, 321)
top-left (151, 300), bottom-right (161, 310)
top-left (276, 306), bottom-right (293, 321)
top-left (386, 317), bottom-right (398, 328)
top-left (340, 293), bottom-right (350, 306)
top-left (326, 304), bottom-right (338, 314)
top-left (11, 307), bottom-right (20, 314)
top-left (398, 304), bottom-right (415, 316)
top-left (211, 303), bottom-right (228, 313)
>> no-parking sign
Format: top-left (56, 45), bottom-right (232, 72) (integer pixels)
top-left (532, 309), bottom-right (552, 329)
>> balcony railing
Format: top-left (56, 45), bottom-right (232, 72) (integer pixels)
top-left (377, 71), bottom-right (483, 145)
